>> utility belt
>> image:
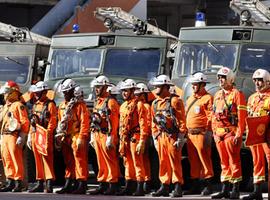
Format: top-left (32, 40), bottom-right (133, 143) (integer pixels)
top-left (128, 126), bottom-right (140, 143)
top-left (1, 130), bottom-right (18, 136)
top-left (215, 113), bottom-right (238, 126)
top-left (91, 123), bottom-right (109, 134)
top-left (188, 128), bottom-right (206, 135)
top-left (214, 126), bottom-right (236, 141)
top-left (66, 128), bottom-right (80, 137)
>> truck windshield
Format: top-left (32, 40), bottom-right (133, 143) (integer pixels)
top-left (49, 49), bottom-right (102, 79)
top-left (0, 56), bottom-right (29, 84)
top-left (103, 49), bottom-right (160, 80)
top-left (239, 44), bottom-right (270, 73)
top-left (175, 43), bottom-right (238, 75)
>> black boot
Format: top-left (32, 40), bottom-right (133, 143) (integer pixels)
top-left (0, 179), bottom-right (15, 192)
top-left (56, 179), bottom-right (73, 194)
top-left (171, 182), bottom-right (182, 197)
top-left (12, 180), bottom-right (23, 192)
top-left (211, 181), bottom-right (230, 199)
top-left (103, 183), bottom-right (118, 195)
top-left (45, 179), bottom-right (53, 193)
top-left (242, 183), bottom-right (263, 200)
top-left (183, 178), bottom-right (201, 195)
top-left (201, 178), bottom-right (213, 196)
top-left (143, 181), bottom-right (151, 194)
top-left (133, 181), bottom-right (145, 196)
top-left (151, 183), bottom-right (170, 197)
top-left (28, 180), bottom-right (44, 193)
top-left (88, 182), bottom-right (108, 195)
top-left (116, 180), bottom-right (136, 196)
top-left (230, 182), bottom-right (240, 199)
top-left (72, 180), bottom-right (87, 194)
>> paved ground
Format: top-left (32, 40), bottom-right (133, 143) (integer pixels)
top-left (0, 192), bottom-right (268, 200)
top-left (0, 184), bottom-right (268, 200)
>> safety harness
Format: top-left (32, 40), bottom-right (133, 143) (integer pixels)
top-left (213, 90), bottom-right (238, 126)
top-left (153, 95), bottom-right (179, 137)
top-left (31, 100), bottom-right (55, 129)
top-left (91, 97), bottom-right (112, 135)
top-left (248, 94), bottom-right (270, 117)
top-left (119, 99), bottom-right (140, 142)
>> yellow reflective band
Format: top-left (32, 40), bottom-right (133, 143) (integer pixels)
top-left (237, 105), bottom-right (247, 110)
top-left (254, 176), bottom-right (265, 183)
top-left (230, 176), bottom-right (242, 183)
top-left (221, 175), bottom-right (231, 182)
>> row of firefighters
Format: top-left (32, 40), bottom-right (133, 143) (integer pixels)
top-left (0, 67), bottom-right (269, 200)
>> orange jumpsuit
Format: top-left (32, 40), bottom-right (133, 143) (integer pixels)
top-left (92, 95), bottom-right (120, 183)
top-left (0, 101), bottom-right (30, 180)
top-left (247, 88), bottom-right (270, 184)
top-left (30, 100), bottom-right (57, 181)
top-left (119, 98), bottom-right (148, 182)
top-left (212, 88), bottom-right (247, 183)
top-left (58, 100), bottom-right (90, 181)
top-left (151, 95), bottom-right (187, 185)
top-left (138, 99), bottom-right (151, 182)
top-left (186, 88), bottom-right (214, 179)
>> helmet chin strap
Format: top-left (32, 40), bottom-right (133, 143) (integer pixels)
top-left (124, 89), bottom-right (135, 100)
top-left (194, 83), bottom-right (203, 94)
top-left (257, 83), bottom-right (270, 93)
top-left (35, 91), bottom-right (46, 101)
top-left (157, 85), bottom-right (169, 97)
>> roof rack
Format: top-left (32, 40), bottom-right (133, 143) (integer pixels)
top-left (94, 7), bottom-right (177, 39)
top-left (230, 0), bottom-right (270, 26)
top-left (0, 21), bottom-right (51, 45)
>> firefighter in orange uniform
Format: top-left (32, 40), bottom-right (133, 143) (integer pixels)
top-left (88, 75), bottom-right (120, 195)
top-left (211, 67), bottom-right (247, 199)
top-left (0, 81), bottom-right (30, 192)
top-left (55, 79), bottom-right (90, 194)
top-left (134, 82), bottom-right (153, 194)
top-left (27, 81), bottom-right (57, 193)
top-left (150, 75), bottom-right (187, 198)
top-left (118, 79), bottom-right (148, 196)
top-left (242, 69), bottom-right (270, 200)
top-left (184, 72), bottom-right (214, 196)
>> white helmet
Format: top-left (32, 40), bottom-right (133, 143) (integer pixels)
top-left (60, 79), bottom-right (77, 92)
top-left (91, 75), bottom-right (110, 87)
top-left (32, 81), bottom-right (49, 92)
top-left (0, 80), bottom-right (21, 95)
top-left (189, 72), bottom-right (209, 83)
top-left (149, 74), bottom-right (174, 86)
top-left (29, 85), bottom-right (37, 93)
top-left (74, 86), bottom-right (83, 97)
top-left (252, 69), bottom-right (270, 82)
top-left (119, 79), bottom-right (138, 90)
top-left (135, 82), bottom-right (150, 94)
top-left (217, 67), bottom-right (235, 84)
top-left (107, 83), bottom-right (120, 95)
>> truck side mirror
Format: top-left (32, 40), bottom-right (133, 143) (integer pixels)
top-left (37, 60), bottom-right (50, 75)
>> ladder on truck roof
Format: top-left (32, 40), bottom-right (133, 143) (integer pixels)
top-left (0, 21), bottom-right (51, 45)
top-left (94, 7), bottom-right (177, 39)
top-left (230, 0), bottom-right (270, 26)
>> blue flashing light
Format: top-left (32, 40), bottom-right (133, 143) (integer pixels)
top-left (196, 12), bottom-right (205, 22)
top-left (72, 24), bottom-right (80, 33)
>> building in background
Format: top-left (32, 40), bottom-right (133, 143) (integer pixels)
top-left (0, 0), bottom-right (238, 37)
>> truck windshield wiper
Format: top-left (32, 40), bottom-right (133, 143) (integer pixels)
top-left (4, 56), bottom-right (24, 66)
top-left (132, 47), bottom-right (159, 51)
top-left (76, 45), bottom-right (99, 52)
top-left (207, 42), bottom-right (219, 53)
top-left (207, 42), bottom-right (226, 58)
